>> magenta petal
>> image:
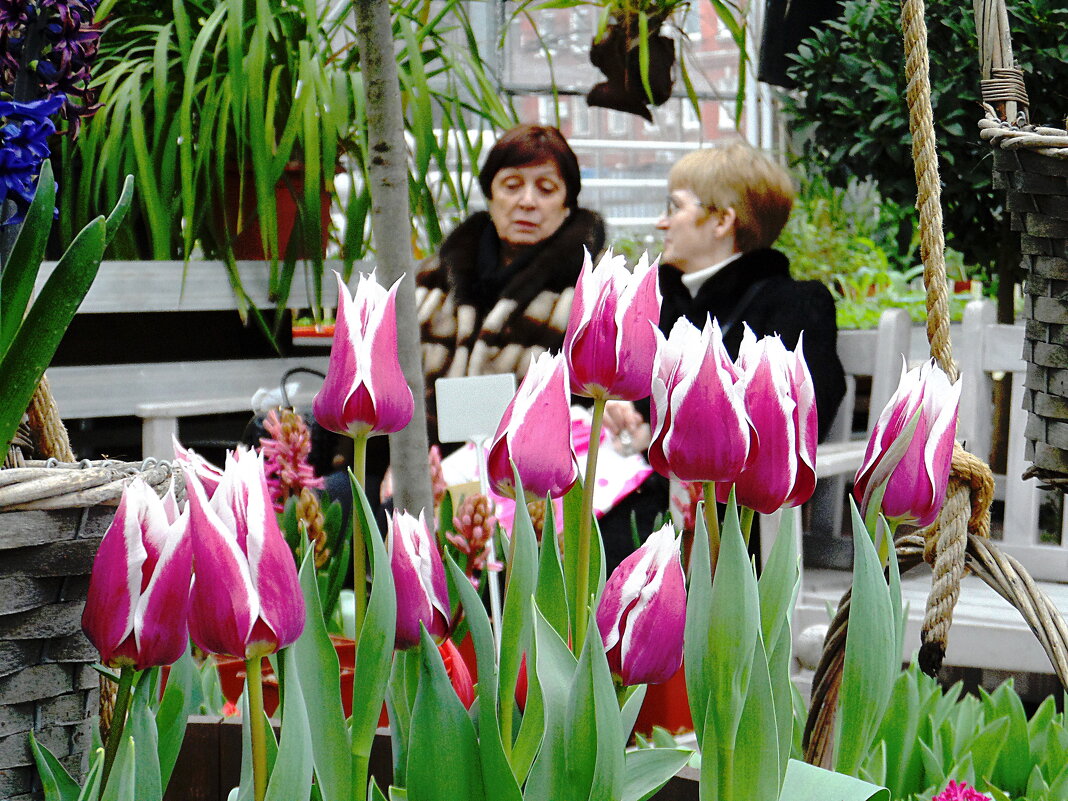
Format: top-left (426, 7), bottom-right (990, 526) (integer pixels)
top-left (362, 285), bottom-right (415, 434)
top-left (314, 276), bottom-right (362, 435)
top-left (134, 520), bottom-right (192, 669)
top-left (733, 353), bottom-right (797, 514)
top-left (389, 511), bottom-right (447, 650)
top-left (619, 558), bottom-right (685, 685)
top-left (185, 471), bottom-right (258, 658)
top-left (82, 489), bottom-right (144, 664)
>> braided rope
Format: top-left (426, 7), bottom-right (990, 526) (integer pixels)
top-left (917, 445), bottom-right (994, 673)
top-left (25, 375), bottom-right (75, 462)
top-left (901, 0), bottom-right (956, 383)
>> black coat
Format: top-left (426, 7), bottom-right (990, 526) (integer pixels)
top-left (659, 248), bottom-right (846, 442)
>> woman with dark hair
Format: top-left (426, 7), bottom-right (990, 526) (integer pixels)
top-left (416, 123), bottom-right (607, 443)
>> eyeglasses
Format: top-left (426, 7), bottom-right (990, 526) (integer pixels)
top-left (664, 194), bottom-right (714, 218)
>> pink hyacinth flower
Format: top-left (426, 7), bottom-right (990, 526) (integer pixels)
top-left (184, 449), bottom-right (305, 659)
top-left (853, 359), bottom-right (960, 528)
top-left (388, 510), bottom-right (450, 650)
top-left (596, 523), bottom-right (686, 685)
top-left (487, 351), bottom-right (579, 500)
top-left (719, 328), bottom-right (814, 514)
top-left (932, 780), bottom-right (991, 801)
top-left (564, 249), bottom-right (662, 401)
top-left (649, 317), bottom-right (752, 483)
top-left (313, 270), bottom-right (414, 438)
top-left (82, 479), bottom-right (192, 670)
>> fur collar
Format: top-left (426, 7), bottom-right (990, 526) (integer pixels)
top-left (436, 208), bottom-right (606, 311)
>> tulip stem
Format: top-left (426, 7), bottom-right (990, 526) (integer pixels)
top-left (246, 656), bottom-right (268, 801)
top-left (702, 483), bottom-right (720, 578)
top-left (100, 666), bottom-right (136, 794)
top-left (575, 396), bottom-right (606, 655)
top-left (739, 506), bottom-right (755, 547)
top-left (352, 432), bottom-right (369, 638)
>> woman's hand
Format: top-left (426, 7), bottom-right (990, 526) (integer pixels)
top-left (603, 400), bottom-right (651, 456)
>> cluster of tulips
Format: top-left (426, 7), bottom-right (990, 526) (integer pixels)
top-left (76, 248), bottom-right (961, 801)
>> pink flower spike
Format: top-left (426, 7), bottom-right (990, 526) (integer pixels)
top-left (649, 317), bottom-right (751, 483)
top-left (82, 478), bottom-right (192, 670)
top-left (313, 271), bottom-right (415, 438)
top-left (853, 359), bottom-right (960, 528)
top-left (596, 523), bottom-right (685, 685)
top-left (388, 510), bottom-right (450, 650)
top-left (564, 249), bottom-right (662, 402)
top-left (487, 352), bottom-right (579, 500)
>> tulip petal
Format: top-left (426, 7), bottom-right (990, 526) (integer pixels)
top-left (82, 487), bottom-right (146, 664)
top-left (185, 471), bottom-right (259, 657)
top-left (134, 513), bottom-right (192, 668)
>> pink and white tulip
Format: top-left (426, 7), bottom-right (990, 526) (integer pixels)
top-left (82, 479), bottom-right (192, 670)
top-left (649, 317), bottom-right (752, 483)
top-left (388, 510), bottom-right (450, 650)
top-left (596, 523), bottom-right (686, 686)
top-left (853, 359), bottom-right (960, 528)
top-left (173, 437), bottom-right (224, 495)
top-left (313, 271), bottom-right (414, 438)
top-left (564, 249), bottom-right (661, 401)
top-left (487, 351), bottom-right (579, 500)
top-left (719, 329), bottom-right (816, 514)
top-left (184, 449), bottom-right (305, 659)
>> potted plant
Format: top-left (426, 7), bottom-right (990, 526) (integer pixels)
top-left (56, 1), bottom-right (515, 338)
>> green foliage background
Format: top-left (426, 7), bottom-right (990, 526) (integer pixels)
top-left (782, 0), bottom-right (1068, 273)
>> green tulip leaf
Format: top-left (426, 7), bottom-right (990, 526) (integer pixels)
top-left (620, 748), bottom-right (693, 801)
top-left (683, 497), bottom-right (714, 746)
top-left (730, 633), bottom-right (781, 801)
top-left (758, 507), bottom-right (800, 647)
top-left (75, 750), bottom-right (104, 801)
top-left (566, 606), bottom-right (624, 801)
top-left (687, 493), bottom-right (760, 760)
top-left (536, 497), bottom-right (569, 642)
top-left (292, 548), bottom-right (351, 800)
top-left (235, 683), bottom-right (279, 801)
top-left (406, 626), bottom-right (486, 801)
top-left (446, 553), bottom-right (523, 801)
top-left (779, 759), bottom-right (889, 801)
top-left (100, 736), bottom-right (138, 801)
top-left (127, 674), bottom-right (163, 801)
top-left (524, 606), bottom-right (579, 801)
top-left (562, 476), bottom-right (603, 645)
top-left (29, 730), bottom-right (81, 801)
top-left (837, 500), bottom-right (897, 776)
top-left (264, 650), bottom-right (314, 801)
top-left (103, 174), bottom-right (135, 249)
top-left (498, 463), bottom-right (539, 758)
top-left (620, 684), bottom-right (648, 741)
top-left (349, 473), bottom-right (398, 792)
top-left (0, 160), bottom-right (56, 355)
top-left (0, 215), bottom-right (105, 454)
top-left (156, 647), bottom-right (201, 789)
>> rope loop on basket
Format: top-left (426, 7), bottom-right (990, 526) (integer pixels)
top-left (916, 442), bottom-right (995, 675)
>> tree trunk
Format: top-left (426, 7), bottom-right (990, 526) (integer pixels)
top-left (353, 0), bottom-right (433, 518)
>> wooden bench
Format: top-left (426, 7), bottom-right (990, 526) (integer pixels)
top-left (36, 260), bottom-right (360, 459)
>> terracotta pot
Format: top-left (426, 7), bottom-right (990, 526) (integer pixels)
top-left (213, 634), bottom-right (356, 718)
top-left (223, 161), bottom-right (331, 261)
top-left (632, 661), bottom-right (693, 738)
top-left (291, 322), bottom-right (335, 339)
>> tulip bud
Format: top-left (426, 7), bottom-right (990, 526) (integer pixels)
top-left (389, 510), bottom-right (450, 650)
top-left (313, 270), bottom-right (415, 438)
top-left (719, 329), bottom-right (812, 514)
top-left (185, 449), bottom-right (305, 659)
top-left (438, 638), bottom-right (475, 709)
top-left (172, 437), bottom-right (224, 495)
top-left (487, 351), bottom-right (579, 500)
top-left (564, 249), bottom-right (662, 401)
top-left (596, 523), bottom-right (686, 685)
top-left (853, 359), bottom-right (960, 528)
top-left (82, 479), bottom-right (192, 670)
top-left (649, 317), bottom-right (751, 483)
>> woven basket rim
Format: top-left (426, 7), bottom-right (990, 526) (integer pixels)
top-left (0, 457), bottom-right (185, 512)
top-left (979, 113), bottom-right (1068, 159)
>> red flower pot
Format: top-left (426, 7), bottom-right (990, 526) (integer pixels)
top-left (632, 661), bottom-right (693, 738)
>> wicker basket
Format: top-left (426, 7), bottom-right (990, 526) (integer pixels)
top-left (980, 121), bottom-right (1068, 484)
top-left (0, 386), bottom-right (183, 800)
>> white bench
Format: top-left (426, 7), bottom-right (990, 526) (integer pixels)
top-left (794, 299), bottom-right (1068, 677)
top-left (37, 260), bottom-right (360, 459)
